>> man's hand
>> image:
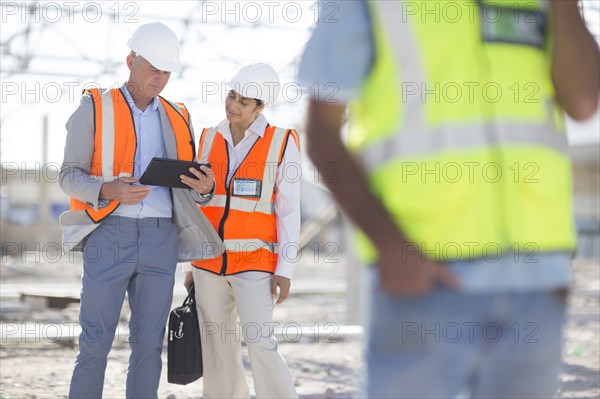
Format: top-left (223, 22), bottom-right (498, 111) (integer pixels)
top-left (550, 0), bottom-right (600, 120)
top-left (377, 241), bottom-right (461, 297)
top-left (549, 0), bottom-right (580, 11)
top-left (305, 101), bottom-right (460, 297)
top-left (180, 165), bottom-right (215, 195)
top-left (100, 177), bottom-right (150, 205)
top-left (184, 271), bottom-right (193, 293)
top-left (271, 275), bottom-right (291, 305)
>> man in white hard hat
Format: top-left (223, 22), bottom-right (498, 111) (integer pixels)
top-left (59, 21), bottom-right (220, 398)
top-left (182, 62), bottom-right (300, 399)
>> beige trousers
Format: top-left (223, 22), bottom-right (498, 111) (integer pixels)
top-left (192, 269), bottom-right (298, 399)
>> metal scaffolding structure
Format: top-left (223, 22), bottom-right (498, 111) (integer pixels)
top-left (2, 1), bottom-right (598, 81)
top-left (0, 1), bottom-right (318, 168)
top-left (1, 1), bottom-right (311, 80)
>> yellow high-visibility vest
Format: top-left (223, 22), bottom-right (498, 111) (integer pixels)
top-left (350, 1), bottom-right (575, 262)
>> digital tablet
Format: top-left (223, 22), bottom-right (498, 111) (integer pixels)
top-left (139, 158), bottom-right (211, 189)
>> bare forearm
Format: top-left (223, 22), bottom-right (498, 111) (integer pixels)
top-left (305, 101), bottom-right (407, 251)
top-left (551, 1), bottom-right (600, 120)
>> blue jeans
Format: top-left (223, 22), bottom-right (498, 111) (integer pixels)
top-left (366, 270), bottom-right (567, 398)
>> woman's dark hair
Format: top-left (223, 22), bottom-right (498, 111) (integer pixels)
top-left (228, 89), bottom-right (264, 107)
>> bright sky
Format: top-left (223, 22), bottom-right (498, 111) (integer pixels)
top-left (1, 1), bottom-right (599, 170)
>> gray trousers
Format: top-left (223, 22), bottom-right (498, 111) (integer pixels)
top-left (69, 216), bottom-right (178, 399)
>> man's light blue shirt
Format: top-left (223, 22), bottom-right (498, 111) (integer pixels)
top-left (111, 84), bottom-right (173, 219)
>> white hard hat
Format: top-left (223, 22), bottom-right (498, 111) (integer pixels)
top-left (227, 63), bottom-right (280, 104)
top-left (127, 22), bottom-right (182, 73)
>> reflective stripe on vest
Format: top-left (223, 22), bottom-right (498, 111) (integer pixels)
top-left (69, 88), bottom-right (194, 223)
top-left (159, 97), bottom-right (195, 161)
top-left (359, 0), bottom-right (566, 170)
top-left (361, 120), bottom-right (567, 171)
top-left (224, 239), bottom-right (279, 254)
top-left (192, 125), bottom-right (297, 275)
top-left (349, 1), bottom-right (575, 263)
top-left (205, 195), bottom-right (275, 215)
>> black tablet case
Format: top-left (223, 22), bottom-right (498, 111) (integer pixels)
top-left (140, 158), bottom-right (209, 189)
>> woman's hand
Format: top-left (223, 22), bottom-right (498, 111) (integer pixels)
top-left (184, 272), bottom-right (194, 293)
top-left (271, 275), bottom-right (291, 305)
top-left (180, 165), bottom-right (215, 195)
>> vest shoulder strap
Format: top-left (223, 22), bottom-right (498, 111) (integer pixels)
top-left (255, 126), bottom-right (294, 211)
top-left (198, 127), bottom-right (219, 163)
top-left (82, 87), bottom-right (101, 96)
top-left (177, 102), bottom-right (189, 122)
top-left (278, 128), bottom-right (299, 165)
top-left (158, 96), bottom-right (190, 125)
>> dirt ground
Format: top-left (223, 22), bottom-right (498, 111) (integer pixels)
top-left (0, 253), bottom-right (598, 398)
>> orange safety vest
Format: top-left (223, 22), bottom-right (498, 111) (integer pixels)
top-left (69, 87), bottom-right (195, 223)
top-left (191, 125), bottom-right (299, 275)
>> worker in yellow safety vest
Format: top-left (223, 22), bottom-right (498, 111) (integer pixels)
top-left (298, 1), bottom-right (599, 397)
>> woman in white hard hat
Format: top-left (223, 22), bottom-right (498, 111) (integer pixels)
top-left (182, 63), bottom-right (300, 399)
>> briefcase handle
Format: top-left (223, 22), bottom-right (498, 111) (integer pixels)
top-left (184, 284), bottom-right (196, 307)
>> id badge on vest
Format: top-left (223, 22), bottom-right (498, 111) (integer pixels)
top-left (232, 178), bottom-right (262, 198)
top-left (476, 0), bottom-right (547, 48)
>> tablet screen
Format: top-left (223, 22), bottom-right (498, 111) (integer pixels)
top-left (139, 158), bottom-right (210, 189)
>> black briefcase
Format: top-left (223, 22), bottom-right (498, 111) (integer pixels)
top-left (167, 285), bottom-right (203, 385)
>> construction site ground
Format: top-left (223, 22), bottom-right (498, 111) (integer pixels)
top-left (0, 252), bottom-right (598, 398)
